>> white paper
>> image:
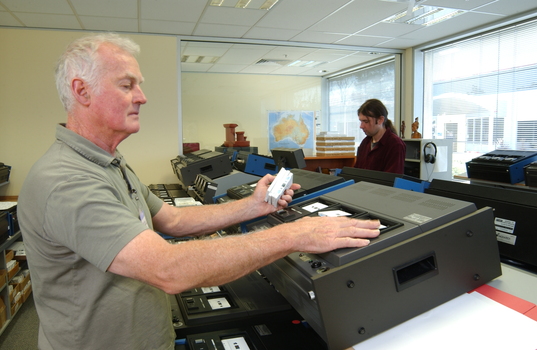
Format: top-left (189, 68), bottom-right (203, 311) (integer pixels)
top-left (0, 201), bottom-right (17, 210)
top-left (352, 292), bottom-right (537, 350)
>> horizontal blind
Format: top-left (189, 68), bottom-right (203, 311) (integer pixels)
top-left (327, 61), bottom-right (396, 146)
top-left (423, 18), bottom-right (537, 156)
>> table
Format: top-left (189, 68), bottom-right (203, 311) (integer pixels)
top-left (303, 156), bottom-right (355, 172)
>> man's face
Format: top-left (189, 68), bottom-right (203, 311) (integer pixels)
top-left (359, 113), bottom-right (382, 137)
top-left (89, 43), bottom-right (147, 139)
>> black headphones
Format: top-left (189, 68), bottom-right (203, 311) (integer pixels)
top-left (423, 142), bottom-right (437, 164)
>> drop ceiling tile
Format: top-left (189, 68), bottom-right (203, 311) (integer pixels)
top-left (140, 0), bottom-right (206, 22)
top-left (266, 46), bottom-right (321, 59)
top-left (207, 64), bottom-right (248, 73)
top-left (357, 22), bottom-right (422, 37)
top-left (424, 0), bottom-right (502, 12)
top-left (13, 12), bottom-right (81, 29)
top-left (300, 49), bottom-right (356, 62)
top-left (71, 0), bottom-right (138, 18)
top-left (80, 16), bottom-right (138, 32)
top-left (243, 26), bottom-right (301, 41)
top-left (474, 0), bottom-right (537, 16)
top-left (399, 11), bottom-right (503, 43)
top-left (0, 0), bottom-right (73, 14)
top-left (181, 42), bottom-right (233, 56)
top-left (200, 6), bottom-right (266, 26)
top-left (270, 66), bottom-right (316, 75)
top-left (141, 19), bottom-right (196, 35)
top-left (309, 0), bottom-right (407, 33)
top-left (255, 0), bottom-right (351, 30)
top-left (217, 48), bottom-right (273, 65)
top-left (375, 36), bottom-right (428, 49)
top-left (0, 11), bottom-right (22, 26)
top-left (193, 23), bottom-right (250, 37)
top-left (180, 62), bottom-right (211, 72)
top-left (290, 31), bottom-right (350, 44)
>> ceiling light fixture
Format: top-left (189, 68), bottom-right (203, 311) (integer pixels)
top-left (235, 0), bottom-right (251, 8)
top-left (383, 4), bottom-right (465, 26)
top-left (181, 55), bottom-right (219, 64)
top-left (288, 60), bottom-right (326, 68)
top-left (209, 0), bottom-right (279, 10)
top-left (260, 0), bottom-right (278, 10)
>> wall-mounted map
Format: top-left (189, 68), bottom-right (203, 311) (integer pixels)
top-left (268, 111), bottom-right (315, 151)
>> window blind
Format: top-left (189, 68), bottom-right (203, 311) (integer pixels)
top-left (423, 18), bottom-right (537, 165)
top-left (327, 60), bottom-right (396, 146)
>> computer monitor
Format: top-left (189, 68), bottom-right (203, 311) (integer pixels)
top-left (426, 179), bottom-right (537, 272)
top-left (270, 148), bottom-right (306, 169)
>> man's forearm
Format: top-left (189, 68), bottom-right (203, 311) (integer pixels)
top-left (154, 196), bottom-right (262, 236)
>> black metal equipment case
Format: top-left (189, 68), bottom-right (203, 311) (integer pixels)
top-left (257, 182), bottom-right (501, 349)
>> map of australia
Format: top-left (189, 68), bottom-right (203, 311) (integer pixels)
top-left (268, 111), bottom-right (314, 150)
top-left (272, 114), bottom-right (310, 145)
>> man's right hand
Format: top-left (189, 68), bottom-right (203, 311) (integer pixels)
top-left (285, 216), bottom-right (381, 254)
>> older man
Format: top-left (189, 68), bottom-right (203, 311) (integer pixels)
top-left (18, 33), bottom-right (380, 350)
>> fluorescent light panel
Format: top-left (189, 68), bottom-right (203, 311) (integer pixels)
top-left (383, 5), bottom-right (465, 26)
top-left (210, 0), bottom-right (278, 10)
top-left (287, 60), bottom-right (326, 68)
top-left (181, 55), bottom-right (219, 64)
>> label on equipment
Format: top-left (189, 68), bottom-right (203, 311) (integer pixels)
top-left (208, 297), bottom-right (231, 310)
top-left (222, 337), bottom-right (250, 350)
top-left (495, 217), bottom-right (517, 245)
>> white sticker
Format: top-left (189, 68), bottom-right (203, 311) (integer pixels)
top-left (494, 217), bottom-right (516, 234)
top-left (318, 210), bottom-right (352, 217)
top-left (403, 213), bottom-right (432, 224)
top-left (496, 231), bottom-right (517, 245)
top-left (222, 337), bottom-right (250, 350)
top-left (208, 297), bottom-right (231, 310)
top-left (302, 202), bottom-right (328, 213)
top-left (201, 286), bottom-right (221, 293)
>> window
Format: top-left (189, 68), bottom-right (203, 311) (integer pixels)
top-left (422, 18), bottom-right (537, 176)
top-left (326, 59), bottom-right (398, 148)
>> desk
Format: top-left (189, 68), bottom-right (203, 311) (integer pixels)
top-left (303, 156), bottom-right (355, 172)
top-left (350, 263), bottom-right (537, 349)
top-left (488, 263), bottom-right (537, 304)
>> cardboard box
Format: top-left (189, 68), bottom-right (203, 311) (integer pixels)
top-left (9, 282), bottom-right (20, 303)
top-left (0, 298), bottom-right (6, 330)
top-left (10, 298), bottom-right (21, 317)
top-left (7, 261), bottom-right (19, 281)
top-left (22, 282), bottom-right (32, 303)
top-left (5, 249), bottom-right (14, 262)
top-left (0, 269), bottom-right (6, 290)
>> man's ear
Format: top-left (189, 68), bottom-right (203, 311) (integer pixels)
top-left (378, 115), bottom-right (385, 125)
top-left (72, 78), bottom-right (91, 106)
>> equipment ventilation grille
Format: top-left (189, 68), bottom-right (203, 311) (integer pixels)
top-left (371, 187), bottom-right (397, 197)
top-left (420, 198), bottom-right (456, 211)
top-left (392, 192), bottom-right (422, 203)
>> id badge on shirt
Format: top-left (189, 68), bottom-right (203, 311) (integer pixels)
top-left (138, 205), bottom-right (149, 228)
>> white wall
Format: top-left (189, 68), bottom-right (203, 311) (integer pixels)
top-left (181, 72), bottom-right (321, 155)
top-left (0, 28), bottom-right (179, 196)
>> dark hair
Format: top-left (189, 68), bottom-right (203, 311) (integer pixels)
top-left (357, 99), bottom-right (397, 134)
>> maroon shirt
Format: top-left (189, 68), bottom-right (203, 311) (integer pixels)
top-left (354, 128), bottom-right (406, 174)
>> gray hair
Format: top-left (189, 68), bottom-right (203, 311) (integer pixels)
top-left (55, 33), bottom-right (140, 112)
